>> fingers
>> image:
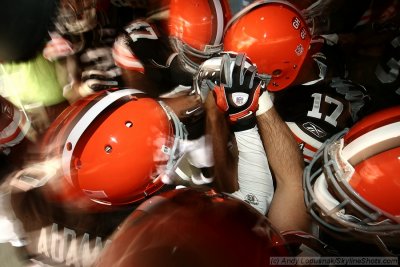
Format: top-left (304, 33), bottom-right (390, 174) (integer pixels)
top-left (225, 52), bottom-right (257, 90)
top-left (220, 53), bottom-right (232, 87)
top-left (206, 79), bottom-right (217, 91)
top-left (232, 53), bottom-right (246, 86)
top-left (244, 65), bottom-right (257, 89)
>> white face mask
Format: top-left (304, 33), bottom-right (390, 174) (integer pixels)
top-left (56, 1), bottom-right (97, 34)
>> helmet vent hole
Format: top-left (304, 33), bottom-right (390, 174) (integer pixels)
top-left (125, 121), bottom-right (133, 128)
top-left (272, 69), bottom-right (282, 77)
top-left (66, 142), bottom-right (73, 151)
top-left (105, 145), bottom-right (113, 154)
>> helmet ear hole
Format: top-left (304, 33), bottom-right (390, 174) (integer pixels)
top-left (125, 121), bottom-right (133, 128)
top-left (66, 142), bottom-right (73, 151)
top-left (272, 69), bottom-right (282, 77)
top-left (104, 145), bottom-right (112, 154)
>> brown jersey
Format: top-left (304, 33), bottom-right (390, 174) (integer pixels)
top-left (8, 171), bottom-right (174, 267)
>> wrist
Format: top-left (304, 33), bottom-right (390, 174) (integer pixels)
top-left (256, 91), bottom-right (273, 116)
top-left (230, 115), bottom-right (257, 132)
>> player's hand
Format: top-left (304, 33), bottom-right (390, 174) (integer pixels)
top-left (202, 53), bottom-right (266, 131)
top-left (161, 91), bottom-right (204, 123)
top-left (43, 32), bottom-right (74, 61)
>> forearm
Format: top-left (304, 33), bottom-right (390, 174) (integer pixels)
top-left (257, 107), bottom-right (304, 185)
top-left (230, 127), bottom-right (274, 215)
top-left (205, 94), bottom-right (238, 192)
top-left (257, 107), bottom-right (311, 233)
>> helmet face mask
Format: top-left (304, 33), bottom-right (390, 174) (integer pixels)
top-left (44, 88), bottom-right (187, 206)
top-left (223, 0), bottom-right (311, 91)
top-left (304, 106), bottom-right (400, 253)
top-left (169, 37), bottom-right (224, 73)
top-left (55, 0), bottom-right (98, 34)
top-left (168, 0), bottom-right (231, 73)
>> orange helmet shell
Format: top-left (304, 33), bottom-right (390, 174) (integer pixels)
top-left (343, 106), bottom-right (400, 216)
top-left (304, 106), bottom-right (400, 246)
top-left (349, 147), bottom-right (400, 216)
top-left (224, 0), bottom-right (311, 91)
top-left (44, 89), bottom-right (179, 205)
top-left (96, 188), bottom-right (290, 267)
top-left (168, 0), bottom-right (231, 55)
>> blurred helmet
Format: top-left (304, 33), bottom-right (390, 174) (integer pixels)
top-left (43, 88), bottom-right (187, 205)
top-left (95, 188), bottom-right (290, 267)
top-left (168, 0), bottom-right (232, 73)
top-left (223, 0), bottom-right (311, 91)
top-left (55, 0), bottom-right (98, 34)
top-left (304, 106), bottom-right (400, 254)
top-left (0, 95), bottom-right (30, 152)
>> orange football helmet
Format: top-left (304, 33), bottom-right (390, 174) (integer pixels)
top-left (223, 0), bottom-right (311, 91)
top-left (95, 188), bottom-right (289, 267)
top-left (0, 95), bottom-right (30, 152)
top-left (304, 106), bottom-right (400, 254)
top-left (43, 88), bottom-right (187, 206)
top-left (168, 0), bottom-right (232, 73)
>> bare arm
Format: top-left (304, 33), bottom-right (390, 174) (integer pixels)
top-left (120, 68), bottom-right (164, 98)
top-left (257, 107), bottom-right (311, 233)
top-left (204, 93), bottom-right (239, 193)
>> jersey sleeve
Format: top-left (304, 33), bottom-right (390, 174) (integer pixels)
top-left (112, 34), bottom-right (145, 73)
top-left (229, 126), bottom-right (274, 214)
top-left (115, 19), bottom-right (194, 87)
top-left (119, 19), bottom-right (173, 68)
